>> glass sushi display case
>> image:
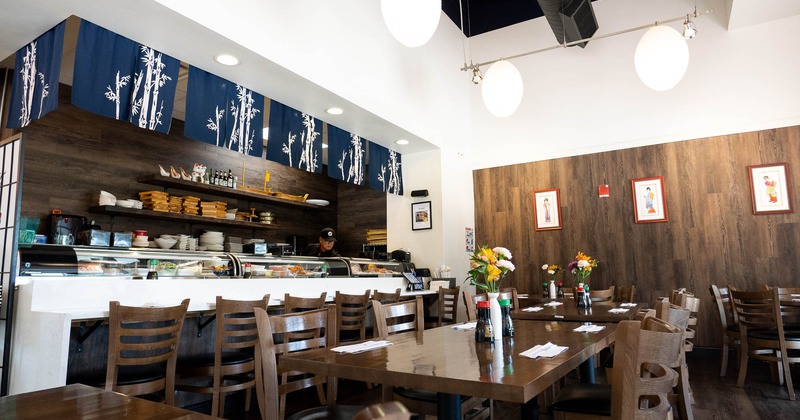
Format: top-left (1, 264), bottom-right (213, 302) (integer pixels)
top-left (16, 245), bottom-right (410, 278)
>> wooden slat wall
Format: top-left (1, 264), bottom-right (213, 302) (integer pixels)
top-left (14, 84), bottom-right (386, 255)
top-left (473, 126), bottom-right (800, 348)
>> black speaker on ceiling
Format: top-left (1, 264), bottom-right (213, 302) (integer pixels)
top-left (559, 0), bottom-right (598, 48)
top-left (410, 189), bottom-right (429, 197)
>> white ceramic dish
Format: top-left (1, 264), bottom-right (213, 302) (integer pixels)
top-left (155, 238), bottom-right (177, 249)
top-left (116, 200), bottom-right (135, 208)
top-left (306, 199), bottom-right (330, 206)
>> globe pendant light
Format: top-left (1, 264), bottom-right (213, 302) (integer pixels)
top-left (381, 0), bottom-right (441, 48)
top-left (634, 25), bottom-right (689, 91)
top-left (481, 60), bottom-right (523, 118)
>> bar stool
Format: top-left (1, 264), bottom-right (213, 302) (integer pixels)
top-left (105, 299), bottom-right (190, 405)
top-left (176, 295), bottom-right (269, 417)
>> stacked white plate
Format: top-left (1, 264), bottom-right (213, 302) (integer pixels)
top-left (99, 191), bottom-right (117, 206)
top-left (199, 231), bottom-right (224, 251)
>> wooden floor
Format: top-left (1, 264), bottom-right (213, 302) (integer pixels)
top-left (209, 350), bottom-right (800, 419)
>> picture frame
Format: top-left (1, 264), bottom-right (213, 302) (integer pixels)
top-left (631, 176), bottom-right (668, 223)
top-left (532, 188), bottom-right (562, 231)
top-left (748, 162), bottom-right (794, 214)
top-left (411, 201), bottom-right (432, 230)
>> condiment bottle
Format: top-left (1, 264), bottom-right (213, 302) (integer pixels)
top-left (146, 259), bottom-right (159, 280)
top-left (584, 284), bottom-right (592, 308)
top-left (557, 282), bottom-right (565, 298)
top-left (243, 263), bottom-right (252, 278)
top-left (549, 280), bottom-right (556, 299)
top-left (576, 284), bottom-right (586, 309)
top-left (499, 299), bottom-right (514, 338)
top-left (542, 282), bottom-right (549, 298)
top-left (475, 300), bottom-right (494, 343)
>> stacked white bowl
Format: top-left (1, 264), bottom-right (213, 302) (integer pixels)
top-left (199, 231), bottom-right (224, 251)
top-left (99, 191), bottom-right (117, 206)
top-left (132, 235), bottom-right (150, 247)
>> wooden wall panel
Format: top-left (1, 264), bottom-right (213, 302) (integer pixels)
top-left (14, 84), bottom-right (386, 256)
top-left (474, 126), bottom-right (800, 348)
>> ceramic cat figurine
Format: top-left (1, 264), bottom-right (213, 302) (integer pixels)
top-left (191, 163), bottom-right (207, 183)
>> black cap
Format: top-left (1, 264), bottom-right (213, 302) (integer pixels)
top-left (320, 228), bottom-right (336, 242)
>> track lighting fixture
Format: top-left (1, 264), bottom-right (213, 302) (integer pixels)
top-left (471, 67), bottom-right (483, 84)
top-left (683, 14), bottom-right (697, 39)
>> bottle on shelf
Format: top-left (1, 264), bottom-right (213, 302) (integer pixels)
top-left (549, 280), bottom-right (556, 299)
top-left (146, 259), bottom-right (159, 280)
top-left (232, 176), bottom-right (238, 189)
top-left (243, 263), bottom-right (252, 278)
top-left (475, 300), bottom-right (494, 343)
top-left (499, 299), bottom-right (514, 338)
top-left (227, 170), bottom-right (233, 188)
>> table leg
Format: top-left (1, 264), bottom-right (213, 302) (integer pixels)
top-left (521, 396), bottom-right (539, 419)
top-left (579, 356), bottom-right (597, 383)
top-left (437, 393), bottom-right (461, 420)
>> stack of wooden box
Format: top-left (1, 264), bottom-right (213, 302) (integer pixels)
top-left (168, 195), bottom-right (183, 213)
top-left (200, 201), bottom-right (227, 218)
top-left (182, 196), bottom-right (200, 215)
top-left (138, 191), bottom-right (169, 212)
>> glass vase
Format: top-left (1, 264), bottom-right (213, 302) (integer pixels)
top-left (487, 292), bottom-right (503, 342)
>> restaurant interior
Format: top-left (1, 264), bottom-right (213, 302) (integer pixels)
top-left (1, 0), bottom-right (800, 419)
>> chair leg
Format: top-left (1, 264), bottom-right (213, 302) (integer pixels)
top-left (211, 392), bottom-right (220, 418)
top-left (678, 358), bottom-right (694, 420)
top-left (316, 383), bottom-right (327, 405)
top-left (720, 339), bottom-right (729, 377)
top-left (736, 341), bottom-right (749, 388)
top-left (779, 351), bottom-right (796, 400)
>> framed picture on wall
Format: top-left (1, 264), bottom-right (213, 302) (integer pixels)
top-left (532, 188), bottom-right (562, 231)
top-left (748, 162), bottom-right (794, 214)
top-left (631, 176), bottom-right (668, 223)
top-left (411, 201), bottom-right (432, 230)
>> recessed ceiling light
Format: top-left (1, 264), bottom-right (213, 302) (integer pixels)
top-left (214, 54), bottom-right (239, 66)
top-left (395, 139), bottom-right (410, 145)
top-left (325, 107), bottom-right (343, 115)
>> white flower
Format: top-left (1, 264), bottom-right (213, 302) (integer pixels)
top-left (496, 259), bottom-right (515, 271)
top-left (577, 260), bottom-right (590, 268)
top-left (493, 247), bottom-right (512, 259)
top-left (547, 269), bottom-right (555, 275)
top-left (542, 264), bottom-right (549, 270)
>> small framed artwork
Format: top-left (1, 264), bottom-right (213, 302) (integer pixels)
top-left (748, 162), bottom-right (794, 214)
top-left (532, 188), bottom-right (562, 231)
top-left (631, 176), bottom-right (668, 223)
top-left (411, 201), bottom-right (432, 230)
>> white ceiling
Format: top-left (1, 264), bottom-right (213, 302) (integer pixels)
top-left (1, 0), bottom-right (799, 157)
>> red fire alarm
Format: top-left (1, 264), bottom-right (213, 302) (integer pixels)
top-left (598, 184), bottom-right (610, 198)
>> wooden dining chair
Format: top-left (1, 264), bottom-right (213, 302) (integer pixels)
top-left (463, 290), bottom-right (488, 321)
top-left (372, 288), bottom-right (402, 304)
top-left (284, 292), bottom-right (327, 313)
top-left (654, 298), bottom-right (695, 420)
top-left (254, 307), bottom-right (367, 420)
top-left (499, 287), bottom-right (520, 310)
top-left (335, 290), bottom-right (371, 342)
top-left (372, 296), bottom-right (488, 419)
top-left (552, 317), bottom-right (683, 419)
top-left (730, 287), bottom-right (800, 400)
top-left (176, 295), bottom-right (268, 418)
top-left (709, 284), bottom-right (740, 377)
top-left (105, 298), bottom-right (190, 405)
top-left (614, 285), bottom-right (637, 303)
top-left (589, 286), bottom-right (615, 302)
top-left (430, 286), bottom-right (460, 327)
top-left (269, 306), bottom-right (339, 419)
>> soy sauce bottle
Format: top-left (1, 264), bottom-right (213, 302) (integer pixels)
top-left (499, 299), bottom-right (514, 338)
top-left (576, 284), bottom-right (587, 309)
top-left (475, 300), bottom-right (494, 343)
top-left (146, 259), bottom-right (159, 280)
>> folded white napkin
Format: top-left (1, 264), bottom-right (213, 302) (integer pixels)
top-left (452, 322), bottom-right (477, 330)
top-left (331, 340), bottom-right (392, 354)
top-left (522, 306), bottom-right (544, 312)
top-left (608, 308), bottom-right (630, 314)
top-left (544, 301), bottom-right (563, 307)
top-left (518, 294), bottom-right (529, 298)
top-left (620, 303), bottom-right (638, 307)
top-left (520, 342), bottom-right (569, 359)
top-left (573, 324), bottom-right (606, 333)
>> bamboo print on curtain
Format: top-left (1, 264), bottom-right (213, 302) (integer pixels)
top-left (368, 142), bottom-right (403, 195)
top-left (327, 124), bottom-right (366, 185)
top-left (183, 66), bottom-right (264, 157)
top-left (266, 100), bottom-right (322, 173)
top-left (71, 19), bottom-right (179, 134)
top-left (6, 20), bottom-right (65, 128)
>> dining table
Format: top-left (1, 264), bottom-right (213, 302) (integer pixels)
top-left (0, 383), bottom-right (216, 419)
top-left (279, 319), bottom-right (617, 419)
top-left (513, 299), bottom-right (640, 322)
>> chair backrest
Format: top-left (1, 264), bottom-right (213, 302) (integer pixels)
top-left (214, 294), bottom-right (269, 356)
top-left (610, 317), bottom-right (683, 419)
top-left (436, 286), bottom-right (461, 326)
top-left (255, 307), bottom-right (282, 420)
top-left (562, 286), bottom-right (574, 299)
top-left (463, 290), bottom-right (488, 321)
top-left (106, 298), bottom-right (190, 405)
top-left (709, 284), bottom-right (737, 331)
top-left (284, 292), bottom-right (327, 313)
top-left (589, 286), bottom-right (615, 302)
top-left (499, 287), bottom-right (520, 310)
top-left (615, 285), bottom-right (637, 303)
top-left (269, 306), bottom-right (337, 419)
top-left (775, 287), bottom-right (800, 326)
top-left (372, 296), bottom-right (424, 338)
top-left (335, 290), bottom-right (372, 341)
top-left (373, 288), bottom-right (402, 304)
top-left (729, 288), bottom-right (778, 335)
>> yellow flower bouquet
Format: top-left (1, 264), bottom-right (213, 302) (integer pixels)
top-left (466, 246), bottom-right (515, 293)
top-left (567, 251), bottom-right (598, 284)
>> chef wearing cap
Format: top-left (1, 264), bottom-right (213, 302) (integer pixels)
top-left (302, 227), bottom-right (341, 257)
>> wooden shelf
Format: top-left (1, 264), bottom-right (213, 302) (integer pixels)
top-left (89, 206), bottom-right (280, 230)
top-left (137, 175), bottom-right (324, 209)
